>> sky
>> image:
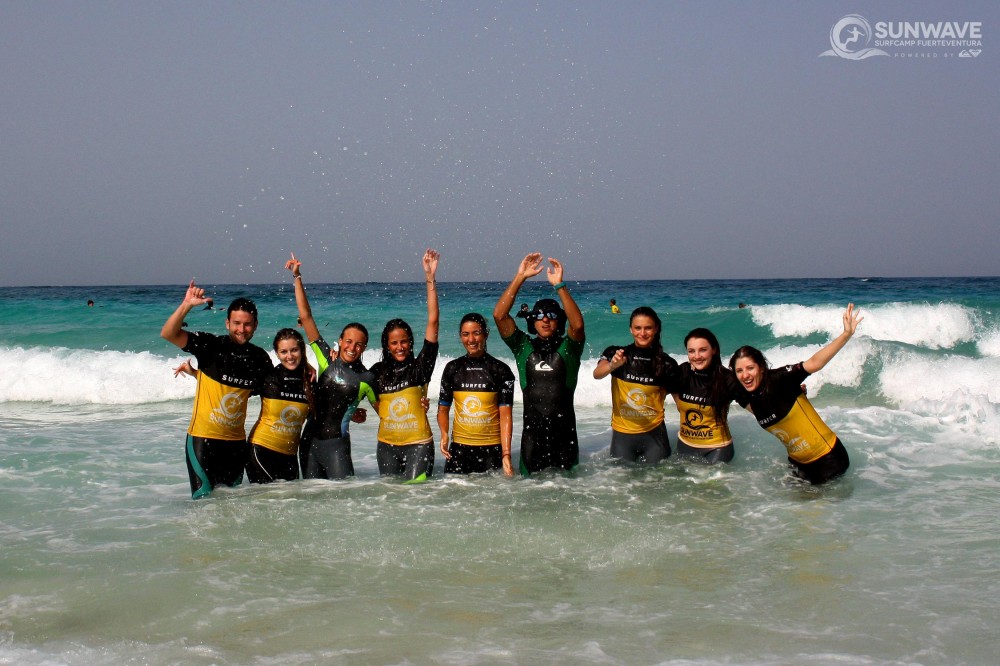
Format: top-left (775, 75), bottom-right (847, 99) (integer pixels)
top-left (1, 1), bottom-right (997, 286)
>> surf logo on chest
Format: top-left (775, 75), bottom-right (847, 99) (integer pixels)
top-left (383, 396), bottom-right (418, 431)
top-left (457, 395), bottom-right (494, 426)
top-left (271, 405), bottom-right (305, 435)
top-left (622, 388), bottom-right (656, 418)
top-left (210, 392), bottom-right (246, 428)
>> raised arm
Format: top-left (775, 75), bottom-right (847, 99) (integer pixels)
top-left (160, 280), bottom-right (209, 349)
top-left (803, 303), bottom-right (863, 374)
top-left (285, 252), bottom-right (321, 344)
top-left (547, 258), bottom-right (584, 342)
top-left (493, 253), bottom-right (544, 338)
top-left (423, 249), bottom-right (440, 344)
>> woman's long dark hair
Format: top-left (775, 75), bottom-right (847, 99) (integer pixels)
top-left (630, 307), bottom-right (668, 378)
top-left (729, 345), bottom-right (771, 395)
top-left (273, 327), bottom-right (314, 415)
top-left (684, 327), bottom-right (731, 423)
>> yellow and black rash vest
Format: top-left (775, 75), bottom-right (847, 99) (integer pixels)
top-left (747, 363), bottom-right (838, 464)
top-left (674, 363), bottom-right (747, 449)
top-left (248, 365), bottom-right (309, 456)
top-left (182, 331), bottom-right (273, 441)
top-left (600, 343), bottom-right (679, 435)
top-left (370, 340), bottom-right (438, 446)
top-left (438, 353), bottom-right (515, 446)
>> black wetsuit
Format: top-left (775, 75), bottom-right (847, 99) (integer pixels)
top-left (600, 344), bottom-right (680, 464)
top-left (300, 337), bottom-right (376, 480)
top-left (502, 328), bottom-right (584, 475)
top-left (181, 331), bottom-right (272, 498)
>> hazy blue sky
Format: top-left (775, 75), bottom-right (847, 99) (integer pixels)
top-left (2, 1), bottom-right (997, 286)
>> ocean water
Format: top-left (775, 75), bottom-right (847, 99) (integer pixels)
top-left (1, 277), bottom-right (998, 665)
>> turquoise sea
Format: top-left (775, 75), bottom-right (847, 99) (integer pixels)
top-left (1, 277), bottom-right (999, 665)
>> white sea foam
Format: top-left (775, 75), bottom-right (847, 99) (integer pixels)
top-left (977, 326), bottom-right (1000, 358)
top-left (880, 352), bottom-right (1000, 404)
top-left (0, 346), bottom-right (194, 405)
top-left (751, 302), bottom-right (977, 349)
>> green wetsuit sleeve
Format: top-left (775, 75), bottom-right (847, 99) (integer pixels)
top-left (359, 380), bottom-right (377, 407)
top-left (310, 339), bottom-right (331, 376)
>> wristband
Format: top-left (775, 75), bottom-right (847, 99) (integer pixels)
top-left (552, 281), bottom-right (566, 292)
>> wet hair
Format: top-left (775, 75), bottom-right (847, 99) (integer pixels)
top-left (272, 327), bottom-right (314, 415)
top-left (459, 312), bottom-right (489, 353)
top-left (380, 318), bottom-right (414, 363)
top-left (527, 298), bottom-right (566, 336)
top-left (630, 307), bottom-right (668, 378)
top-left (460, 312), bottom-right (488, 333)
top-left (683, 327), bottom-right (731, 423)
top-left (729, 345), bottom-right (771, 394)
top-left (340, 322), bottom-right (369, 346)
top-left (227, 297), bottom-right (258, 322)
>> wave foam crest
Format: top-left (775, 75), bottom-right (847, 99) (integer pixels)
top-left (751, 303), bottom-right (976, 349)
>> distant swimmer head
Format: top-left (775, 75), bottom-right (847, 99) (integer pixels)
top-left (527, 298), bottom-right (566, 338)
top-left (459, 312), bottom-right (489, 356)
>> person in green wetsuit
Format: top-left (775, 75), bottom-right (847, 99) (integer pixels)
top-left (493, 253), bottom-right (585, 475)
top-left (286, 253), bottom-right (377, 479)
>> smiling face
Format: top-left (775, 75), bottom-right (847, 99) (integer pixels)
top-left (686, 337), bottom-right (716, 371)
top-left (733, 356), bottom-right (763, 392)
top-left (630, 315), bottom-right (658, 349)
top-left (225, 310), bottom-right (258, 345)
top-left (386, 327), bottom-right (412, 362)
top-left (338, 326), bottom-right (368, 364)
top-left (275, 337), bottom-right (303, 371)
top-left (460, 320), bottom-right (487, 357)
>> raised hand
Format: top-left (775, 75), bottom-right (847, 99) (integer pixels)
top-left (546, 257), bottom-right (565, 286)
top-left (285, 252), bottom-right (302, 277)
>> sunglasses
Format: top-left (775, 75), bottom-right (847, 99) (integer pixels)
top-left (531, 311), bottom-right (560, 321)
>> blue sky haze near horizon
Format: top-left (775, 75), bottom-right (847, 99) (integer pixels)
top-left (1, 1), bottom-right (997, 286)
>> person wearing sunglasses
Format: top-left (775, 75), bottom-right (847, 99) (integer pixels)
top-left (493, 253), bottom-right (586, 475)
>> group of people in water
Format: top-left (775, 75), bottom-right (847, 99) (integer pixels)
top-left (161, 250), bottom-right (862, 499)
